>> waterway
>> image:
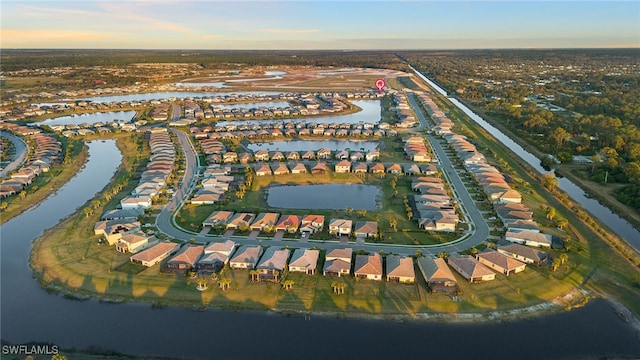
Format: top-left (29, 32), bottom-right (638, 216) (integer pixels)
top-left (248, 139), bottom-right (379, 153)
top-left (266, 184), bottom-right (380, 210)
top-left (1, 138), bottom-right (639, 359)
top-left (215, 100), bottom-right (381, 127)
top-left (35, 110), bottom-right (137, 126)
top-left (411, 67), bottom-right (640, 248)
top-left (82, 91), bottom-right (282, 103)
top-left (212, 101), bottom-right (290, 110)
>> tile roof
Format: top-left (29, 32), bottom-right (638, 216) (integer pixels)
top-left (354, 253), bottom-right (383, 276)
top-left (417, 257), bottom-right (457, 283)
top-left (130, 242), bottom-right (179, 263)
top-left (477, 249), bottom-right (526, 271)
top-left (386, 255), bottom-right (415, 279)
top-left (288, 249), bottom-right (319, 270)
top-left (168, 245), bottom-right (204, 266)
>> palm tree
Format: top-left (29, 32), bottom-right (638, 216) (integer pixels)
top-left (282, 279), bottom-right (294, 291)
top-left (389, 218), bottom-right (397, 231)
top-left (545, 206), bottom-right (556, 221)
top-left (83, 207), bottom-right (93, 217)
top-left (551, 258), bottom-right (562, 272)
top-left (219, 278), bottom-right (231, 291)
top-left (559, 253), bottom-right (568, 265)
top-left (196, 276), bottom-right (208, 291)
top-left (272, 270), bottom-right (280, 283)
top-left (555, 218), bottom-right (568, 230)
top-left (249, 269), bottom-right (260, 282)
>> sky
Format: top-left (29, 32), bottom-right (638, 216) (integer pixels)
top-left (1, 1), bottom-right (639, 49)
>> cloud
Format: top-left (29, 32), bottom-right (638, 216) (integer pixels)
top-left (2, 29), bottom-right (115, 47)
top-left (261, 28), bottom-right (319, 34)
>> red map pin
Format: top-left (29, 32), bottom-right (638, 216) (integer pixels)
top-left (375, 78), bottom-right (385, 93)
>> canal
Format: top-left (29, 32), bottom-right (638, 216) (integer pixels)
top-left (411, 66), bottom-right (640, 248)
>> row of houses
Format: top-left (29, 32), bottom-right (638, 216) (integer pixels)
top-left (416, 93), bottom-right (454, 135)
top-left (391, 91), bottom-right (418, 128)
top-left (203, 211), bottom-right (325, 234)
top-left (119, 129), bottom-right (175, 210)
top-left (188, 125), bottom-right (396, 140)
top-left (412, 176), bottom-right (459, 232)
top-left (252, 160), bottom-right (438, 177)
top-left (442, 134), bottom-right (551, 247)
top-left (190, 170), bottom-right (236, 205)
top-left (0, 127), bottom-right (62, 198)
top-left (190, 120), bottom-right (390, 135)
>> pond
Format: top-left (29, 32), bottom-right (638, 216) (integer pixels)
top-left (81, 91), bottom-right (282, 103)
top-left (212, 101), bottom-right (290, 110)
top-left (266, 184), bottom-right (380, 210)
top-left (171, 82), bottom-right (227, 88)
top-left (216, 100), bottom-right (381, 127)
top-left (248, 140), bottom-right (379, 152)
top-left (35, 111), bottom-right (137, 126)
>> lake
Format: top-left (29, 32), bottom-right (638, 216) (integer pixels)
top-left (216, 100), bottom-right (381, 127)
top-left (266, 184), bottom-right (380, 210)
top-left (171, 82), bottom-right (227, 88)
top-left (248, 140), bottom-right (379, 152)
top-left (1, 141), bottom-right (639, 360)
top-left (212, 101), bottom-right (290, 110)
top-left (82, 91), bottom-right (282, 103)
top-left (35, 110), bottom-right (137, 126)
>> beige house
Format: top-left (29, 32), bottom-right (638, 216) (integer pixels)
top-left (354, 253), bottom-right (383, 281)
top-left (115, 231), bottom-right (158, 253)
top-left (288, 249), bottom-right (320, 275)
top-left (385, 255), bottom-right (415, 283)
top-left (165, 245), bottom-right (205, 274)
top-left (476, 249), bottom-right (526, 276)
top-left (497, 243), bottom-right (548, 265)
top-left (94, 219), bottom-right (141, 245)
top-left (226, 213), bottom-right (256, 229)
top-left (417, 257), bottom-right (458, 293)
top-left (275, 215), bottom-right (301, 233)
top-left (329, 219), bottom-right (353, 236)
top-left (130, 241), bottom-right (180, 267)
top-left (323, 248), bottom-right (353, 277)
top-left (250, 212), bottom-right (280, 231)
top-left (447, 256), bottom-right (496, 283)
top-left (202, 210), bottom-right (234, 227)
top-left (505, 230), bottom-right (552, 248)
top-left (353, 221), bottom-right (378, 238)
top-left (255, 248), bottom-right (290, 282)
top-left (229, 245), bottom-right (263, 269)
top-left (300, 214), bottom-right (325, 234)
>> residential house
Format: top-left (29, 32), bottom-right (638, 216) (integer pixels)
top-left (275, 214), bottom-right (301, 233)
top-left (475, 249), bottom-right (526, 276)
top-left (250, 212), bottom-right (280, 231)
top-left (120, 196), bottom-right (152, 209)
top-left (352, 162), bottom-right (368, 173)
top-left (202, 210), bottom-right (234, 227)
top-left (323, 248), bottom-right (353, 277)
top-left (354, 253), bottom-right (383, 281)
top-left (497, 243), bottom-right (548, 265)
top-left (288, 249), bottom-right (320, 275)
top-left (115, 231), bottom-right (159, 254)
top-left (328, 219), bottom-right (353, 236)
top-left (385, 255), bottom-right (415, 283)
top-left (255, 247), bottom-right (290, 282)
top-left (417, 257), bottom-right (458, 294)
top-left (226, 213), bottom-right (256, 230)
top-left (370, 163), bottom-right (385, 174)
top-left (271, 163), bottom-right (289, 175)
top-left (334, 160), bottom-right (351, 173)
top-left (311, 162), bottom-right (329, 175)
top-left (505, 230), bottom-right (552, 248)
top-left (254, 162), bottom-right (272, 176)
top-left (197, 240), bottom-right (237, 274)
top-left (164, 245), bottom-right (205, 274)
top-left (229, 245), bottom-right (263, 269)
top-left (94, 219), bottom-right (140, 245)
top-left (130, 241), bottom-right (180, 267)
top-left (447, 256), bottom-right (496, 283)
top-left (290, 162), bottom-right (307, 174)
top-left (300, 214), bottom-right (325, 234)
top-left (386, 163), bottom-right (403, 174)
top-left (353, 221), bottom-right (378, 238)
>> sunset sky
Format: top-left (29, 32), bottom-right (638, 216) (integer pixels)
top-left (2, 1), bottom-right (639, 49)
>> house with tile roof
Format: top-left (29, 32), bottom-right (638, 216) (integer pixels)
top-left (329, 219), bottom-right (353, 236)
top-left (476, 249), bottom-right (526, 276)
top-left (354, 253), bottom-right (383, 281)
top-left (115, 231), bottom-right (159, 254)
top-left (130, 241), bottom-right (180, 267)
top-left (254, 162), bottom-right (272, 176)
top-left (417, 257), bottom-right (458, 294)
top-left (255, 247), bottom-right (290, 283)
top-left (497, 243), bottom-right (548, 265)
top-left (354, 221), bottom-right (378, 238)
top-left (226, 212), bottom-right (256, 229)
top-left (386, 255), bottom-right (415, 283)
top-left (300, 214), bottom-right (325, 234)
top-left (250, 212), bottom-right (280, 231)
top-left (197, 241), bottom-right (237, 274)
top-left (311, 162), bottom-right (329, 175)
top-left (288, 249), bottom-right (320, 275)
top-left (202, 210), bottom-right (234, 227)
top-left (290, 162), bottom-right (307, 174)
top-left (229, 245), bottom-right (263, 269)
top-left (335, 160), bottom-right (351, 173)
top-left (505, 230), bottom-right (552, 248)
top-left (323, 248), bottom-right (353, 277)
top-left (164, 245), bottom-right (205, 274)
top-left (94, 219), bottom-right (141, 245)
top-left (447, 256), bottom-right (495, 283)
top-left (275, 214), bottom-right (301, 233)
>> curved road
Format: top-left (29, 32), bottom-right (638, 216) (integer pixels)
top-left (0, 132), bottom-right (28, 179)
top-left (155, 98), bottom-right (491, 256)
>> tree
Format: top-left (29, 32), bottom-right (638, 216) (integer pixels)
top-left (406, 211), bottom-right (413, 220)
top-left (331, 281), bottom-right (346, 295)
top-left (389, 218), bottom-right (397, 231)
top-left (196, 276), bottom-right (208, 291)
top-left (356, 209), bottom-right (367, 218)
top-left (555, 218), bottom-right (568, 230)
top-left (219, 278), bottom-right (231, 291)
top-left (282, 279), bottom-right (294, 291)
top-left (83, 207), bottom-right (93, 217)
top-left (548, 127), bottom-right (571, 150)
top-left (437, 252), bottom-right (449, 259)
top-left (551, 258), bottom-right (562, 272)
top-left (92, 200), bottom-right (101, 209)
top-left (470, 247), bottom-right (478, 256)
top-left (545, 206), bottom-right (556, 221)
top-left (250, 269), bottom-right (260, 282)
top-left (541, 173), bottom-right (558, 191)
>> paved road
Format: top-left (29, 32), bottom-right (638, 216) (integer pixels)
top-left (0, 132), bottom-right (29, 179)
top-left (154, 98), bottom-right (490, 256)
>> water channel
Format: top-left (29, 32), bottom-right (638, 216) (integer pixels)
top-left (266, 184), bottom-right (380, 210)
top-left (248, 140), bottom-right (379, 153)
top-left (35, 110), bottom-right (137, 126)
top-left (411, 67), bottom-right (640, 248)
top-left (1, 112), bottom-right (638, 360)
